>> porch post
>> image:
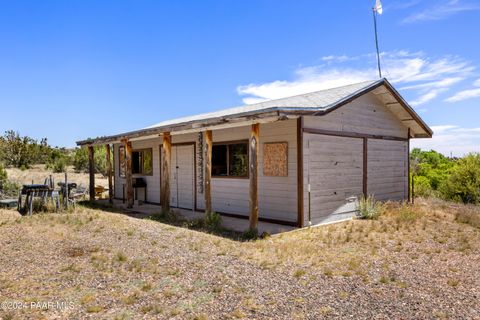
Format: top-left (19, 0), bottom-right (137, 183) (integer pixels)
top-left (204, 130), bottom-right (212, 213)
top-left (88, 145), bottom-right (95, 201)
top-left (105, 144), bottom-right (113, 204)
top-left (249, 123), bottom-right (260, 230)
top-left (161, 132), bottom-right (171, 212)
top-left (124, 139), bottom-right (134, 208)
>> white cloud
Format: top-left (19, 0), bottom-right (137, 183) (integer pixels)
top-left (445, 78), bottom-right (480, 102)
top-left (402, 0), bottom-right (480, 24)
top-left (410, 88), bottom-right (447, 106)
top-left (411, 125), bottom-right (480, 157)
top-left (237, 51), bottom-right (474, 106)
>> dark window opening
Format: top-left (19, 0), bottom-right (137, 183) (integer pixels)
top-left (132, 149), bottom-right (153, 175)
top-left (212, 142), bottom-right (248, 178)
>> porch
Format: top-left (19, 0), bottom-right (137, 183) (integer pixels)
top-left (101, 199), bottom-right (296, 235)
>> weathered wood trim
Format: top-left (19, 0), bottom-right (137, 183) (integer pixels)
top-left (297, 117), bottom-right (304, 228)
top-left (88, 145), bottom-right (95, 201)
top-left (382, 81), bottom-right (433, 138)
top-left (204, 130), bottom-right (212, 213)
top-left (160, 133), bottom-right (171, 212)
top-left (124, 140), bottom-right (134, 208)
top-left (303, 128), bottom-right (408, 141)
top-left (105, 144), bottom-right (113, 204)
top-left (407, 128), bottom-right (411, 203)
top-left (249, 123), bottom-right (259, 230)
top-left (363, 138), bottom-right (368, 197)
top-left (130, 148), bottom-right (154, 176)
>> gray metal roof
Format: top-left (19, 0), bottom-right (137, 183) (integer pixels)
top-left (144, 80), bottom-right (378, 129)
top-left (76, 78), bottom-right (432, 145)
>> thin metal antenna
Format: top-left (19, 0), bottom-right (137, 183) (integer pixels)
top-left (372, 7), bottom-right (382, 78)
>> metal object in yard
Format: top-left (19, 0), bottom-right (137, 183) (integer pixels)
top-left (18, 184), bottom-right (60, 216)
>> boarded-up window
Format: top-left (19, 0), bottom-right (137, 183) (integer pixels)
top-left (119, 146), bottom-right (126, 178)
top-left (263, 142), bottom-right (288, 176)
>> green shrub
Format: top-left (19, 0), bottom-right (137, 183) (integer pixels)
top-left (73, 146), bottom-right (110, 176)
top-left (412, 175), bottom-right (433, 197)
top-left (205, 211), bottom-right (222, 230)
top-left (357, 195), bottom-right (386, 220)
top-left (440, 153), bottom-right (480, 204)
top-left (242, 228), bottom-right (258, 240)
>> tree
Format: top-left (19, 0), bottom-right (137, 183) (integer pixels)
top-left (0, 130), bottom-right (39, 168)
top-left (440, 153), bottom-right (480, 204)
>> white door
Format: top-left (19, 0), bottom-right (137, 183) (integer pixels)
top-left (170, 144), bottom-right (195, 210)
top-left (306, 134), bottom-right (364, 224)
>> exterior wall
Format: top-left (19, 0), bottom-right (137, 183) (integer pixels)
top-left (302, 92), bottom-right (409, 226)
top-left (113, 138), bottom-right (162, 203)
top-left (113, 119), bottom-right (298, 223)
top-left (367, 139), bottom-right (408, 201)
top-left (303, 92), bottom-right (408, 138)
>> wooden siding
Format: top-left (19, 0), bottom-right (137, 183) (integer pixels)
top-left (114, 122), bottom-right (298, 223)
top-left (367, 139), bottom-right (408, 201)
top-left (303, 92), bottom-right (408, 138)
top-left (303, 134), bottom-right (364, 225)
top-left (302, 92), bottom-right (409, 225)
top-left (114, 138), bottom-right (161, 203)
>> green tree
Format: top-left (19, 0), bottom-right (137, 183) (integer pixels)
top-left (440, 153), bottom-right (480, 204)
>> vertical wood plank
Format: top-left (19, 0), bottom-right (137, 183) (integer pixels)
top-left (106, 144), bottom-right (113, 204)
top-left (204, 130), bottom-right (212, 213)
top-left (363, 138), bottom-right (368, 197)
top-left (297, 117), bottom-right (304, 228)
top-left (88, 145), bottom-right (95, 201)
top-left (124, 140), bottom-right (134, 208)
top-left (407, 128), bottom-right (411, 203)
top-left (249, 123), bottom-right (260, 230)
top-left (161, 132), bottom-right (172, 212)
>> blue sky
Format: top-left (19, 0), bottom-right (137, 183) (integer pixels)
top-left (0, 0), bottom-right (479, 156)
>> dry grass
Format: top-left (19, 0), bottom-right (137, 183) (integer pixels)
top-left (5, 164), bottom-right (108, 188)
top-left (0, 198), bottom-right (479, 319)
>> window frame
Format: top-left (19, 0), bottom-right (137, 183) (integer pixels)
top-left (212, 140), bottom-right (249, 179)
top-left (132, 148), bottom-right (153, 176)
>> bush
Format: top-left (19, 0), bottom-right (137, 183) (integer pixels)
top-left (412, 175), bottom-right (433, 197)
top-left (73, 147), bottom-right (110, 176)
top-left (357, 195), bottom-right (386, 220)
top-left (440, 153), bottom-right (480, 204)
top-left (204, 211), bottom-right (222, 230)
top-left (0, 164), bottom-right (19, 199)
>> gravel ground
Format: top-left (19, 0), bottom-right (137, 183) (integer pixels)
top-left (0, 199), bottom-right (479, 319)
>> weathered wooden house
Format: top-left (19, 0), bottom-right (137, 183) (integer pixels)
top-left (77, 78), bottom-right (432, 229)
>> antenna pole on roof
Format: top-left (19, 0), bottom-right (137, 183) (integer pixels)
top-left (372, 0), bottom-right (383, 78)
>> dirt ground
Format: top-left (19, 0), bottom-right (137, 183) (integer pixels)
top-left (0, 199), bottom-right (479, 319)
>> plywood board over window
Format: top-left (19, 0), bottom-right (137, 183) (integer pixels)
top-left (263, 142), bottom-right (288, 176)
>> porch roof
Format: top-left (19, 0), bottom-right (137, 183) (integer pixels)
top-left (76, 78), bottom-right (432, 146)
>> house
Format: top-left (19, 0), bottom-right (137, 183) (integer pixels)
top-left (77, 78), bottom-right (432, 229)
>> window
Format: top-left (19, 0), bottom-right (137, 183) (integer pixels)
top-left (132, 149), bottom-right (153, 175)
top-left (212, 142), bottom-right (248, 177)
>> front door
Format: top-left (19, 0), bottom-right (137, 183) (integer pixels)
top-left (170, 144), bottom-right (195, 209)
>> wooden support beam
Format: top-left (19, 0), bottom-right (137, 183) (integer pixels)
top-left (124, 140), bottom-right (134, 208)
top-left (249, 123), bottom-right (259, 230)
top-left (161, 132), bottom-right (172, 212)
top-left (297, 117), bottom-right (304, 228)
top-left (363, 138), bottom-right (368, 197)
top-left (204, 130), bottom-right (212, 213)
top-left (105, 144), bottom-right (113, 204)
top-left (88, 145), bottom-right (95, 201)
top-left (407, 128), bottom-right (411, 203)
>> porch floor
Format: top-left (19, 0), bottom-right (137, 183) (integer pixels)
top-left (101, 199), bottom-right (296, 235)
